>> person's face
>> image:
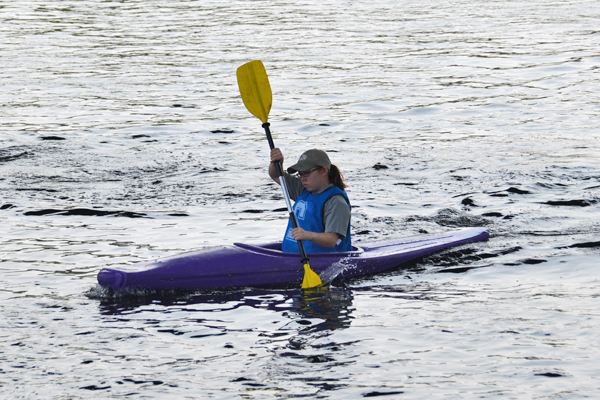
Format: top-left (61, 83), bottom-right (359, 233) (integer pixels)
top-left (299, 167), bottom-right (329, 193)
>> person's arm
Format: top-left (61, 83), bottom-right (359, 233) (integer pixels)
top-left (290, 229), bottom-right (341, 248)
top-left (269, 148), bottom-right (303, 199)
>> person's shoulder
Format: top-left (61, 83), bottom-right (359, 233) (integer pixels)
top-left (325, 192), bottom-right (350, 209)
top-left (327, 186), bottom-right (350, 201)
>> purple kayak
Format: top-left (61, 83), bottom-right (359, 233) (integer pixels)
top-left (97, 227), bottom-right (489, 291)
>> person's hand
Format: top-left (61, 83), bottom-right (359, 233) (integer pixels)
top-left (270, 148), bottom-right (284, 165)
top-left (291, 227), bottom-right (310, 241)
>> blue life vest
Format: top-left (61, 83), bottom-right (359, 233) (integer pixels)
top-left (282, 186), bottom-right (351, 253)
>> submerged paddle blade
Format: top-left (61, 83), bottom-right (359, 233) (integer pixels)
top-left (301, 263), bottom-right (323, 289)
top-left (237, 60), bottom-right (272, 124)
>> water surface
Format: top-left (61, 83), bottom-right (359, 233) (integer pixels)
top-left (1, 0), bottom-right (599, 398)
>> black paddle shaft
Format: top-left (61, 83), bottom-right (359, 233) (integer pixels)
top-left (262, 122), bottom-right (310, 265)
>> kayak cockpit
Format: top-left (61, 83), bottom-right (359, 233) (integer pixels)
top-left (233, 242), bottom-right (364, 258)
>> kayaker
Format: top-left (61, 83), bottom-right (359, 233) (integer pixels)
top-left (269, 148), bottom-right (351, 253)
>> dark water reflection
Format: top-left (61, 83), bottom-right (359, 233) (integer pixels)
top-left (95, 286), bottom-right (354, 334)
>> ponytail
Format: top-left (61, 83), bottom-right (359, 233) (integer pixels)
top-left (328, 164), bottom-right (346, 191)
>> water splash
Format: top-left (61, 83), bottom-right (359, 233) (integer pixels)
top-left (319, 257), bottom-right (357, 286)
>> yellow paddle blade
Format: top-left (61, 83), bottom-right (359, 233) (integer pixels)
top-left (301, 263), bottom-right (322, 289)
top-left (237, 60), bottom-right (272, 124)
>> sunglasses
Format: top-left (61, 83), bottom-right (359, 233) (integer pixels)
top-left (297, 167), bottom-right (320, 178)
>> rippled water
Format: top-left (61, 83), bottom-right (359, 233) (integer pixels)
top-left (2, 0), bottom-right (600, 398)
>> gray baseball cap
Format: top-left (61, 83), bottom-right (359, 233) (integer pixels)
top-left (287, 149), bottom-right (332, 173)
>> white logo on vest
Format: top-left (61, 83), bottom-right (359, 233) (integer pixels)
top-left (294, 200), bottom-right (307, 220)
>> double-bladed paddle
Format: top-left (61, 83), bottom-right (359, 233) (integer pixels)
top-left (236, 60), bottom-right (322, 289)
